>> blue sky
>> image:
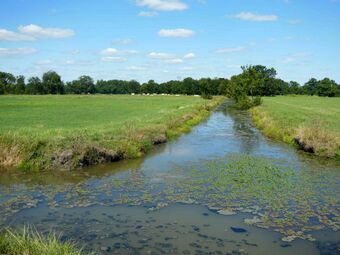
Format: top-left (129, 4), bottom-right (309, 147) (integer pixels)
top-left (1, 0), bottom-right (339, 84)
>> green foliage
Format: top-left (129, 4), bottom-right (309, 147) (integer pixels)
top-left (66, 75), bottom-right (95, 94)
top-left (0, 227), bottom-right (90, 255)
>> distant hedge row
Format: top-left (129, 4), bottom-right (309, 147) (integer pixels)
top-left (1, 66), bottom-right (339, 97)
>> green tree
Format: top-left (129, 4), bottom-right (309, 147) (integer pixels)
top-left (14, 75), bottom-right (26, 94)
top-left (317, 78), bottom-right (337, 97)
top-left (26, 77), bottom-right (44, 94)
top-left (303, 78), bottom-right (318, 95)
top-left (0, 71), bottom-right (16, 94)
top-left (42, 71), bottom-right (64, 94)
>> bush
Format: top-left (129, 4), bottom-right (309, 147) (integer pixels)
top-left (234, 96), bottom-right (262, 110)
top-left (201, 93), bottom-right (213, 100)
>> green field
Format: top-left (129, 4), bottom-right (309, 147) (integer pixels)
top-left (0, 95), bottom-right (222, 171)
top-left (251, 95), bottom-right (340, 158)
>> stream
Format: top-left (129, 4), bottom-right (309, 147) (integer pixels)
top-left (0, 101), bottom-right (339, 255)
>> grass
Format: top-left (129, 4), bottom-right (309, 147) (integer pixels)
top-left (251, 95), bottom-right (340, 159)
top-left (0, 95), bottom-right (223, 171)
top-left (0, 227), bottom-right (89, 255)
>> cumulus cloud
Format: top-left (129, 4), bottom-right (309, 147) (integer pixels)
top-left (126, 66), bottom-right (147, 71)
top-left (181, 66), bottom-right (194, 71)
top-left (149, 52), bottom-right (174, 59)
top-left (183, 52), bottom-right (195, 59)
top-left (0, 47), bottom-right (37, 56)
top-left (233, 12), bottom-right (278, 22)
top-left (101, 48), bottom-right (138, 55)
top-left (283, 52), bottom-right (307, 63)
top-left (101, 48), bottom-right (119, 55)
top-left (158, 28), bottom-right (195, 38)
top-left (165, 58), bottom-right (183, 64)
top-left (0, 29), bottom-right (34, 41)
top-left (0, 24), bottom-right (74, 41)
top-left (215, 47), bottom-right (246, 53)
top-left (100, 56), bottom-right (127, 62)
top-left (138, 11), bottom-right (159, 17)
top-left (112, 38), bottom-right (134, 44)
top-left (135, 0), bottom-right (188, 11)
top-left (18, 24), bottom-right (74, 38)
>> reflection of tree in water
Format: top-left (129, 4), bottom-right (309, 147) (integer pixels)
top-left (219, 102), bottom-right (260, 154)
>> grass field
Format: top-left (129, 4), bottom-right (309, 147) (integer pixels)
top-left (0, 95), bottom-right (223, 171)
top-left (251, 95), bottom-right (340, 159)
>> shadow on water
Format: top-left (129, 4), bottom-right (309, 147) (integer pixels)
top-left (0, 100), bottom-right (339, 255)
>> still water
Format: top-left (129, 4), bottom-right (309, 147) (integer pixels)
top-left (0, 101), bottom-right (339, 254)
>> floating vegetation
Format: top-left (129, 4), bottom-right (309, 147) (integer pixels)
top-left (1, 153), bottom-right (339, 244)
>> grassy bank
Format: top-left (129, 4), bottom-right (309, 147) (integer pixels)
top-left (0, 95), bottom-right (223, 171)
top-left (251, 95), bottom-right (340, 159)
top-left (0, 227), bottom-right (89, 255)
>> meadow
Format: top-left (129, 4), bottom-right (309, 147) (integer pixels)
top-left (0, 95), bottom-right (223, 171)
top-left (251, 95), bottom-right (340, 158)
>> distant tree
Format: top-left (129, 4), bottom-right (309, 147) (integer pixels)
top-left (14, 75), bottom-right (26, 94)
top-left (317, 78), bottom-right (337, 97)
top-left (67, 75), bottom-right (95, 94)
top-left (303, 78), bottom-right (318, 95)
top-left (288, 81), bottom-right (301, 94)
top-left (42, 71), bottom-right (64, 94)
top-left (218, 79), bottom-right (229, 95)
top-left (141, 80), bottom-right (159, 94)
top-left (26, 77), bottom-right (44, 94)
top-left (0, 71), bottom-right (16, 94)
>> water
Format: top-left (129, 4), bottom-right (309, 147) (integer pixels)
top-left (1, 101), bottom-right (339, 254)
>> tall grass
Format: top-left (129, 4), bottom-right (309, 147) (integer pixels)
top-left (251, 96), bottom-right (340, 159)
top-left (0, 227), bottom-right (90, 255)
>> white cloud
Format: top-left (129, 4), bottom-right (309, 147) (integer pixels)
top-left (0, 28), bottom-right (34, 41)
top-left (100, 56), bottom-right (127, 62)
top-left (0, 47), bottom-right (37, 56)
top-left (233, 12), bottom-right (278, 22)
top-left (165, 58), bottom-right (183, 64)
top-left (101, 48), bottom-right (138, 55)
top-left (0, 24), bottom-right (74, 41)
top-left (283, 52), bottom-right (307, 63)
top-left (149, 52), bottom-right (174, 59)
top-left (181, 66), bottom-right (194, 71)
top-left (183, 52), bottom-right (195, 59)
top-left (112, 38), bottom-right (134, 44)
top-left (158, 28), bottom-right (195, 38)
top-left (101, 48), bottom-right (119, 55)
top-left (216, 47), bottom-right (246, 53)
top-left (123, 50), bottom-right (139, 54)
top-left (126, 66), bottom-right (147, 71)
top-left (138, 11), bottom-right (159, 17)
top-left (65, 60), bottom-right (92, 65)
top-left (135, 0), bottom-right (188, 11)
top-left (18, 24), bottom-right (74, 38)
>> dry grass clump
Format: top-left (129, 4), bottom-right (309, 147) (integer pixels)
top-left (295, 120), bottom-right (340, 157)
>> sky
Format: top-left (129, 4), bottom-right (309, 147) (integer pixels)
top-left (0, 0), bottom-right (339, 84)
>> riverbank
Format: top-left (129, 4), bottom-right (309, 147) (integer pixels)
top-left (0, 95), bottom-right (224, 171)
top-left (0, 227), bottom-right (89, 255)
top-left (251, 95), bottom-right (340, 159)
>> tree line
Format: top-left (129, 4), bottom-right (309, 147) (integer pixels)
top-left (1, 67), bottom-right (339, 98)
